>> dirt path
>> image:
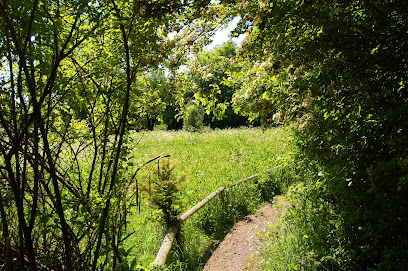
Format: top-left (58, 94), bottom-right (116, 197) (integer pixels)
top-left (203, 197), bottom-right (284, 271)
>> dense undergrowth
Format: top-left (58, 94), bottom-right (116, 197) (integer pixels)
top-left (259, 165), bottom-right (408, 271)
top-left (229, 1), bottom-right (408, 270)
top-left (258, 145), bottom-right (408, 270)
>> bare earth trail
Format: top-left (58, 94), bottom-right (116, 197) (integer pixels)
top-left (203, 197), bottom-right (284, 271)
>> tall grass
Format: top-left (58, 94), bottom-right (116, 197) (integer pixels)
top-left (122, 126), bottom-right (298, 269)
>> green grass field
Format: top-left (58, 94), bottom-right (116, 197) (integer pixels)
top-left (122, 126), bottom-right (297, 269)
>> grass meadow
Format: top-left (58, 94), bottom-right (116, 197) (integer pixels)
top-left (121, 126), bottom-right (299, 270)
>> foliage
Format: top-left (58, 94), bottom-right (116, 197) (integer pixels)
top-left (0, 0), bottom-right (219, 269)
top-left (182, 40), bottom-right (251, 128)
top-left (189, 41), bottom-right (237, 119)
top-left (226, 0), bottom-right (408, 269)
top-left (130, 70), bottom-right (175, 131)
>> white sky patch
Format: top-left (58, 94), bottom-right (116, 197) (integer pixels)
top-left (205, 16), bottom-right (246, 51)
top-left (166, 15), bottom-right (246, 51)
top-left (167, 30), bottom-right (177, 40)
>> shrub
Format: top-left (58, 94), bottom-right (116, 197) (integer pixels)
top-left (183, 102), bottom-right (205, 132)
top-left (142, 158), bottom-right (184, 228)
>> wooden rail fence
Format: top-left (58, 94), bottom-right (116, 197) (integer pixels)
top-left (153, 170), bottom-right (274, 268)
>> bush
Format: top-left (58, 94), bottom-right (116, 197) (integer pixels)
top-left (183, 102), bottom-right (205, 132)
top-left (142, 158), bottom-right (184, 228)
top-left (260, 182), bottom-right (351, 270)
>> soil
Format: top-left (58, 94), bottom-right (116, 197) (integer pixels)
top-left (203, 197), bottom-right (284, 271)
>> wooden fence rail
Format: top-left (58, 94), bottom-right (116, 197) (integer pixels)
top-left (153, 170), bottom-right (270, 267)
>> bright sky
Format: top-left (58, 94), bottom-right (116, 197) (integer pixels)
top-left (205, 17), bottom-right (246, 51)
